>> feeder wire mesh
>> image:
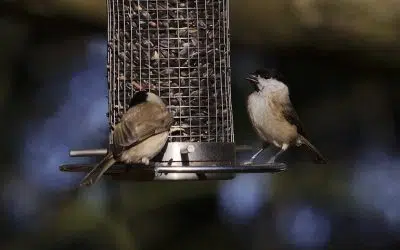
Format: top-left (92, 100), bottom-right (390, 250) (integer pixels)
top-left (107, 0), bottom-right (234, 144)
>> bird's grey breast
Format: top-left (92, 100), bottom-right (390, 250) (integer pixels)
top-left (247, 92), bottom-right (275, 142)
top-left (247, 91), bottom-right (297, 145)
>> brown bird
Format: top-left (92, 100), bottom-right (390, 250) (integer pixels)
top-left (80, 91), bottom-right (174, 187)
top-left (244, 68), bottom-right (327, 165)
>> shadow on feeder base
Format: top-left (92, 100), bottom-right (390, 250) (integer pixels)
top-left (59, 142), bottom-right (287, 182)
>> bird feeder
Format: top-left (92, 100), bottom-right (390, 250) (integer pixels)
top-left (60, 0), bottom-right (286, 181)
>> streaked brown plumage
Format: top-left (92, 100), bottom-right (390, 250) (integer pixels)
top-left (112, 101), bottom-right (173, 160)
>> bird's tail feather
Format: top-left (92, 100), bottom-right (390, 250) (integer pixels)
top-left (79, 153), bottom-right (116, 187)
top-left (298, 135), bottom-right (327, 164)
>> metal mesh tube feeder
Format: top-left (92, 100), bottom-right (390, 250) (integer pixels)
top-left (60, 0), bottom-right (286, 181)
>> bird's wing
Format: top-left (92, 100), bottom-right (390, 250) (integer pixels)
top-left (277, 95), bottom-right (327, 163)
top-left (280, 98), bottom-right (307, 137)
top-left (112, 103), bottom-right (174, 156)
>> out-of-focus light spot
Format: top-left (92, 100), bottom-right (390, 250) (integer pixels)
top-left (5, 36), bottom-right (109, 229)
top-left (22, 36), bottom-right (108, 191)
top-left (351, 149), bottom-right (400, 230)
top-left (218, 174), bottom-right (271, 224)
top-left (276, 204), bottom-right (331, 249)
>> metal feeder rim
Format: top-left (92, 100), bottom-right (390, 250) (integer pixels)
top-left (59, 163), bottom-right (287, 174)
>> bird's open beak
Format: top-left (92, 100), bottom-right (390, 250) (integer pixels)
top-left (245, 74), bottom-right (258, 83)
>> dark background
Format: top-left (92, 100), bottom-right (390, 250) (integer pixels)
top-left (1, 1), bottom-right (400, 249)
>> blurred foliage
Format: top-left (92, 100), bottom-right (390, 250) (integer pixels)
top-left (1, 0), bottom-right (400, 250)
top-left (4, 0), bottom-right (400, 64)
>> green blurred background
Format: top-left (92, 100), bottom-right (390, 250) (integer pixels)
top-left (1, 0), bottom-right (400, 249)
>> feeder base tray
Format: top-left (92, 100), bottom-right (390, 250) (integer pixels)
top-left (59, 163), bottom-right (287, 181)
top-left (60, 142), bottom-right (287, 181)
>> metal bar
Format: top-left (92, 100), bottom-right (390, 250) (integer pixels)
top-left (69, 149), bottom-right (108, 157)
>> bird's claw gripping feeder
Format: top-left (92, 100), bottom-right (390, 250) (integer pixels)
top-left (60, 0), bottom-right (286, 181)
